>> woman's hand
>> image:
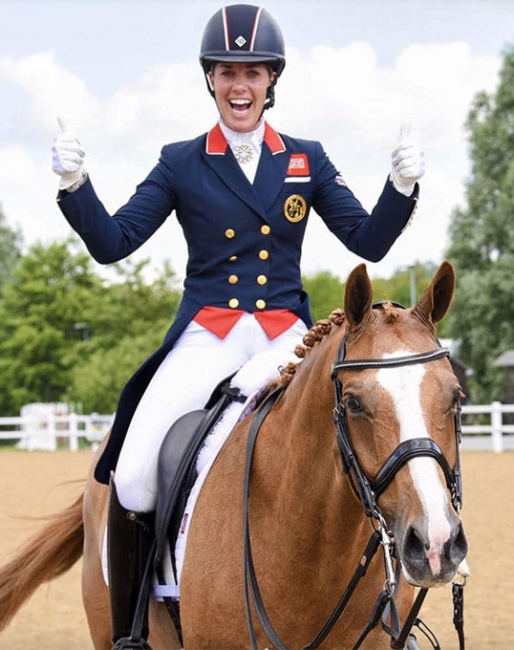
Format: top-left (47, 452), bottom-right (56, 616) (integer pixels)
top-left (52, 117), bottom-right (87, 192)
top-left (390, 123), bottom-right (425, 197)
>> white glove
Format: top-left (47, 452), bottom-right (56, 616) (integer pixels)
top-left (52, 117), bottom-right (87, 191)
top-left (390, 123), bottom-right (425, 197)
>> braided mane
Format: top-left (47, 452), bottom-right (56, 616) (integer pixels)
top-left (272, 309), bottom-right (346, 389)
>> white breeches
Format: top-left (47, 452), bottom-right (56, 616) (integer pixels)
top-left (115, 313), bottom-right (307, 512)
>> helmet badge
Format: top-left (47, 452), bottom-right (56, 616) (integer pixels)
top-left (235, 35), bottom-right (247, 48)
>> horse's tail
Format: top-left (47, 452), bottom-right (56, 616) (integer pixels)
top-left (0, 492), bottom-right (84, 632)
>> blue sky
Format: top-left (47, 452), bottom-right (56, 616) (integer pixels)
top-left (1, 0), bottom-right (513, 283)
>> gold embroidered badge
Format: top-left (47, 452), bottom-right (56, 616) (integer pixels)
top-left (284, 194), bottom-right (307, 223)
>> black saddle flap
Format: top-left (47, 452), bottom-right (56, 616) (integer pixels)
top-left (155, 409), bottom-right (208, 563)
top-left (154, 372), bottom-right (246, 568)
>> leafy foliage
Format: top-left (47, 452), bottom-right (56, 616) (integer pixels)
top-left (445, 45), bottom-right (514, 402)
top-left (0, 205), bottom-right (22, 296)
top-left (0, 239), bottom-right (181, 415)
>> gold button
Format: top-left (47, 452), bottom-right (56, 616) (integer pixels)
top-left (228, 275), bottom-right (239, 284)
top-left (225, 229), bottom-right (235, 239)
top-left (259, 250), bottom-right (269, 260)
top-left (229, 255), bottom-right (238, 262)
top-left (255, 299), bottom-right (266, 310)
top-left (257, 275), bottom-right (267, 285)
top-left (261, 225), bottom-right (271, 235)
top-left (229, 298), bottom-right (239, 309)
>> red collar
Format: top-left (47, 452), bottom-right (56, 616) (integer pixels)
top-left (206, 122), bottom-right (286, 156)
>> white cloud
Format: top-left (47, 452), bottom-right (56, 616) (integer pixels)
top-left (0, 51), bottom-right (101, 133)
top-left (0, 41), bottom-right (501, 282)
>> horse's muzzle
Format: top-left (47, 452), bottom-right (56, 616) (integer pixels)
top-left (399, 514), bottom-right (468, 587)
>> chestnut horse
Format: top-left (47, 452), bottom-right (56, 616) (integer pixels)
top-left (0, 261), bottom-right (468, 649)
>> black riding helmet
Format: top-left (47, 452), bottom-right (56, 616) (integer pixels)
top-left (200, 4), bottom-right (286, 110)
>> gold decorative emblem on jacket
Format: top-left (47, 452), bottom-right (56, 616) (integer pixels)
top-left (283, 194), bottom-right (307, 223)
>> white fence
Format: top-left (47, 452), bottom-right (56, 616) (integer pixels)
top-left (459, 401), bottom-right (514, 453)
top-left (0, 412), bottom-right (114, 451)
top-left (0, 402), bottom-right (513, 452)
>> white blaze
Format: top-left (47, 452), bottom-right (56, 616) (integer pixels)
top-left (376, 352), bottom-right (451, 576)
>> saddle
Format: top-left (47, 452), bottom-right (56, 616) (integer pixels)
top-left (154, 373), bottom-right (246, 569)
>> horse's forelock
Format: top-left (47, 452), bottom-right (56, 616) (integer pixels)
top-left (381, 302), bottom-right (402, 324)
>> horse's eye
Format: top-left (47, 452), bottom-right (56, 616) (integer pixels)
top-left (451, 387), bottom-right (465, 410)
top-left (345, 395), bottom-right (362, 414)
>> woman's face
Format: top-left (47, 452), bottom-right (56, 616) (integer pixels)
top-left (209, 62), bottom-right (276, 133)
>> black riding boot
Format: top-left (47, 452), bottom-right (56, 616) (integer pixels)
top-left (108, 478), bottom-right (154, 650)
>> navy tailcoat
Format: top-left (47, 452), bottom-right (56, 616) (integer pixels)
top-left (57, 123), bottom-right (418, 483)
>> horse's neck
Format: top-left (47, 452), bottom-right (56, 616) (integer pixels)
top-left (253, 354), bottom-right (364, 548)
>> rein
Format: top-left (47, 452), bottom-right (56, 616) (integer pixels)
top-left (242, 329), bottom-right (466, 649)
top-left (243, 388), bottom-right (385, 650)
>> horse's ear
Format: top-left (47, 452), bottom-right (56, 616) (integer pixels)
top-left (344, 263), bottom-right (373, 327)
top-left (413, 260), bottom-right (456, 326)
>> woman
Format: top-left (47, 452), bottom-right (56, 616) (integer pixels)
top-left (52, 5), bottom-right (424, 648)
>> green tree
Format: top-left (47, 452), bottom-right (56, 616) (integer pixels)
top-left (0, 239), bottom-right (103, 413)
top-left (64, 258), bottom-right (181, 413)
top-left (445, 45), bottom-right (514, 402)
top-left (65, 334), bottom-right (164, 414)
top-left (302, 271), bottom-right (345, 321)
top-left (0, 205), bottom-right (22, 295)
top-left (0, 239), bottom-right (181, 415)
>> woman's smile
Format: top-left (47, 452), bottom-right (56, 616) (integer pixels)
top-left (209, 62), bottom-right (275, 133)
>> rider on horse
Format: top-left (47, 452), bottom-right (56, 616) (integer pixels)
top-left (52, 4), bottom-right (424, 648)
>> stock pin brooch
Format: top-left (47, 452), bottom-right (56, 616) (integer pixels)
top-left (232, 143), bottom-right (254, 164)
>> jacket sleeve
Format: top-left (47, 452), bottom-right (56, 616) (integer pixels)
top-left (312, 142), bottom-right (418, 262)
top-left (57, 151), bottom-right (176, 264)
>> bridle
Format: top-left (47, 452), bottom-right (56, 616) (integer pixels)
top-left (243, 304), bottom-right (466, 650)
top-left (331, 330), bottom-right (463, 520)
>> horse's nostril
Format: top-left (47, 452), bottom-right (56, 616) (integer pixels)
top-left (447, 522), bottom-right (468, 564)
top-left (403, 525), bottom-right (426, 563)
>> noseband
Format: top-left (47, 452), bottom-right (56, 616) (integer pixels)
top-left (331, 335), bottom-right (463, 519)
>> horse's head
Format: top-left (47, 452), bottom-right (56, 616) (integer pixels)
top-left (333, 261), bottom-right (468, 588)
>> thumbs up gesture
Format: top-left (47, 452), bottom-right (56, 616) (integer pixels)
top-left (52, 117), bottom-right (87, 191)
top-left (390, 123), bottom-right (425, 197)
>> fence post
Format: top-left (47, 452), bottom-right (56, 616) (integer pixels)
top-left (47, 413), bottom-right (58, 451)
top-left (491, 401), bottom-right (503, 453)
top-left (69, 412), bottom-right (79, 452)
